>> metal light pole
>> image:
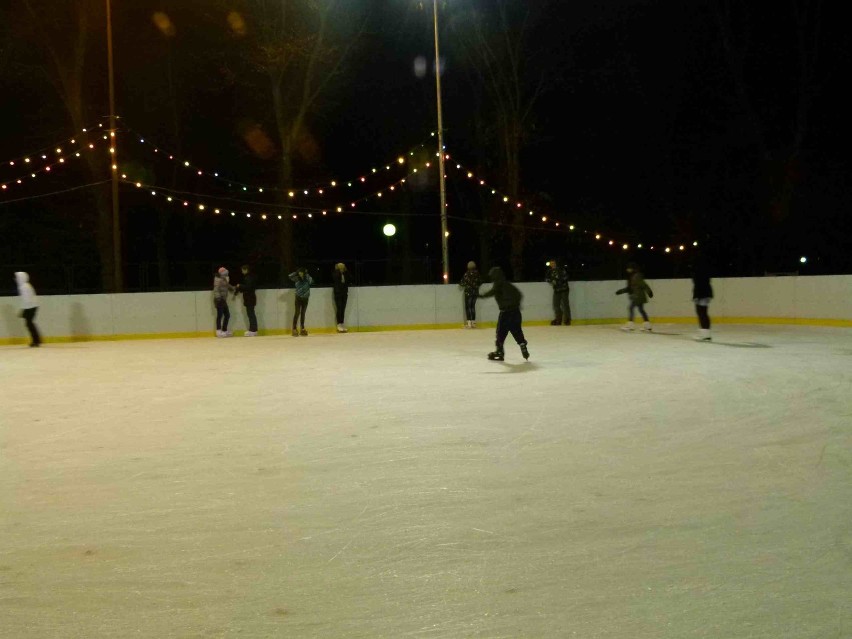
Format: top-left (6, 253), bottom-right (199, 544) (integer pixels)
top-left (106, 0), bottom-right (123, 291)
top-left (432, 0), bottom-right (449, 283)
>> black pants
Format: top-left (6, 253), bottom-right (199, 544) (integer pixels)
top-left (695, 304), bottom-right (711, 329)
top-left (628, 302), bottom-right (649, 322)
top-left (464, 293), bottom-right (477, 321)
top-left (552, 290), bottom-right (571, 324)
top-left (246, 305), bottom-right (258, 332)
top-left (334, 292), bottom-right (348, 324)
top-left (22, 307), bottom-right (41, 346)
top-left (495, 309), bottom-right (526, 350)
top-left (215, 299), bottom-right (230, 331)
top-left (293, 296), bottom-right (309, 329)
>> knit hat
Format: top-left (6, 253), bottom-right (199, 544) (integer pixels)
top-left (217, 267), bottom-right (228, 276)
top-left (467, 261), bottom-right (476, 269)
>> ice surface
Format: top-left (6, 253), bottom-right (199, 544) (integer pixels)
top-left (1, 325), bottom-right (851, 638)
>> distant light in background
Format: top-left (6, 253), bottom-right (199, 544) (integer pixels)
top-left (227, 11), bottom-right (247, 36)
top-left (383, 224), bottom-right (396, 237)
top-left (413, 56), bottom-right (427, 78)
top-left (800, 256), bottom-right (808, 264)
top-left (152, 11), bottom-right (176, 37)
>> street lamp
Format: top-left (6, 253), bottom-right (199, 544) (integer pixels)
top-left (106, 0), bottom-right (122, 291)
top-left (432, 0), bottom-right (449, 283)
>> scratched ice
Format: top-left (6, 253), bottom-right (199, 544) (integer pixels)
top-left (1, 325), bottom-right (850, 638)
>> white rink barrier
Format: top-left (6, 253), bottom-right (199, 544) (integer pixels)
top-left (1, 275), bottom-right (851, 343)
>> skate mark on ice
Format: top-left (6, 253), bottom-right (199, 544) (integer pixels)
top-left (327, 504), bottom-right (370, 563)
top-left (706, 341), bottom-right (771, 349)
top-left (481, 362), bottom-right (539, 374)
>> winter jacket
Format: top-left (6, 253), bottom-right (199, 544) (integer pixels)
top-left (332, 270), bottom-right (349, 295)
top-left (479, 266), bottom-right (522, 311)
top-left (459, 269), bottom-right (482, 296)
top-left (238, 273), bottom-right (258, 307)
top-left (213, 273), bottom-right (234, 302)
top-left (14, 272), bottom-right (38, 309)
top-left (289, 271), bottom-right (313, 299)
top-left (691, 263), bottom-right (713, 300)
top-left (616, 272), bottom-right (653, 305)
top-left (546, 265), bottom-right (570, 292)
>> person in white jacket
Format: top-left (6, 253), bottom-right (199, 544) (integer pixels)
top-left (15, 271), bottom-right (41, 347)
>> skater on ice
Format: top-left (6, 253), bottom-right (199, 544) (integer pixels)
top-left (332, 262), bottom-right (349, 333)
top-left (616, 262), bottom-right (653, 332)
top-left (14, 271), bottom-right (41, 347)
top-left (289, 267), bottom-right (313, 336)
top-left (213, 267), bottom-right (235, 338)
top-left (235, 264), bottom-right (259, 336)
top-left (478, 266), bottom-right (529, 361)
top-left (691, 255), bottom-right (713, 341)
top-left (546, 258), bottom-right (571, 325)
top-left (459, 261), bottom-right (482, 328)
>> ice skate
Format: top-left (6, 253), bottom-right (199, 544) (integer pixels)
top-left (224, 330), bottom-right (233, 337)
top-left (487, 350), bottom-right (505, 361)
top-left (550, 318), bottom-right (561, 326)
top-left (300, 328), bottom-right (308, 336)
top-left (520, 342), bottom-right (530, 360)
top-left (464, 320), bottom-right (471, 328)
top-left (291, 329), bottom-right (299, 337)
top-left (641, 322), bottom-right (652, 332)
top-left (337, 323), bottom-right (347, 333)
top-left (470, 321), bottom-right (476, 328)
top-left (216, 330), bottom-right (226, 338)
top-left (620, 321), bottom-right (635, 332)
top-left (695, 329), bottom-right (711, 342)
top-left (244, 331), bottom-right (258, 337)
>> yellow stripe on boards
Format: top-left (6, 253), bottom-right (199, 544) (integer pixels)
top-left (1, 316), bottom-right (850, 346)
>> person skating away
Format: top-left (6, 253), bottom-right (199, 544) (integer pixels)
top-left (546, 259), bottom-right (571, 325)
top-left (289, 267), bottom-right (313, 336)
top-left (235, 264), bottom-right (259, 336)
top-left (213, 267), bottom-right (236, 337)
top-left (332, 262), bottom-right (349, 333)
top-left (14, 271), bottom-right (41, 347)
top-left (478, 266), bottom-right (529, 361)
top-left (691, 255), bottom-right (713, 342)
top-left (459, 261), bottom-right (482, 328)
top-left (615, 262), bottom-right (653, 332)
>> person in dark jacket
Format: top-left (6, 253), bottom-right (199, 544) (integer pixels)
top-left (691, 255), bottom-right (713, 341)
top-left (546, 259), bottom-right (571, 325)
top-left (333, 262), bottom-right (349, 333)
top-left (459, 261), bottom-right (482, 328)
top-left (289, 267), bottom-right (313, 336)
top-left (616, 262), bottom-right (653, 332)
top-left (478, 266), bottom-right (529, 361)
top-left (235, 264), bottom-right (259, 336)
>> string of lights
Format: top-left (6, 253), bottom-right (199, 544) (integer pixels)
top-left (0, 139), bottom-right (108, 195)
top-left (0, 122), bottom-right (107, 171)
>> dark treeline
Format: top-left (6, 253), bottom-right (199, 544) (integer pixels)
top-left (1, 0), bottom-right (849, 294)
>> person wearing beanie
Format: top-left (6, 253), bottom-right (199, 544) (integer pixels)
top-left (213, 267), bottom-right (235, 337)
top-left (14, 271), bottom-right (41, 347)
top-left (545, 259), bottom-right (571, 325)
top-left (235, 264), bottom-right (259, 336)
top-left (615, 262), bottom-right (653, 332)
top-left (288, 266), bottom-right (313, 336)
top-left (332, 262), bottom-right (349, 333)
top-left (458, 260), bottom-right (482, 328)
top-left (478, 266), bottom-right (529, 361)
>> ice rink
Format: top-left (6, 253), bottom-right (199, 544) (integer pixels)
top-left (2, 324), bottom-right (850, 638)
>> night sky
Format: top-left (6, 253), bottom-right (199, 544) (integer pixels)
top-left (1, 0), bottom-right (849, 293)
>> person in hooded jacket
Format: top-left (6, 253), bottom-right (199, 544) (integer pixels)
top-left (289, 267), bottom-right (313, 336)
top-left (213, 267), bottom-right (235, 337)
top-left (15, 271), bottom-right (41, 347)
top-left (478, 266), bottom-right (529, 361)
top-left (235, 264), bottom-right (259, 336)
top-left (616, 262), bottom-right (653, 332)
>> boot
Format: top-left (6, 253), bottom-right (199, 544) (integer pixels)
top-left (300, 328), bottom-right (308, 336)
top-left (550, 317), bottom-right (561, 326)
top-left (487, 346), bottom-right (505, 361)
top-left (519, 342), bottom-right (530, 360)
top-left (291, 329), bottom-right (299, 337)
top-left (471, 321), bottom-right (476, 328)
top-left (620, 321), bottom-right (635, 332)
top-left (641, 321), bottom-right (652, 332)
top-left (696, 328), bottom-right (711, 342)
